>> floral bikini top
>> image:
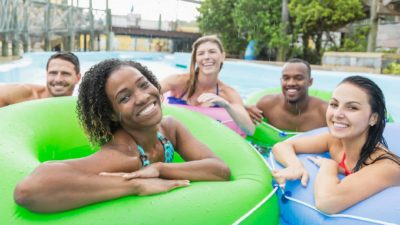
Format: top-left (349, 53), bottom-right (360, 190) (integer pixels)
top-left (136, 132), bottom-right (175, 167)
top-left (338, 152), bottom-right (352, 176)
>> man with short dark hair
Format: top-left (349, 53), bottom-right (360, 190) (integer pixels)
top-left (0, 52), bottom-right (81, 107)
top-left (246, 58), bottom-right (328, 134)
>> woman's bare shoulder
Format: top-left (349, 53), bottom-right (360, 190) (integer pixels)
top-left (169, 73), bottom-right (189, 83)
top-left (218, 81), bottom-right (242, 101)
top-left (100, 130), bottom-right (139, 156)
top-left (162, 74), bottom-right (189, 94)
top-left (160, 116), bottom-right (180, 132)
top-left (159, 116), bottom-right (183, 147)
top-left (370, 146), bottom-right (400, 168)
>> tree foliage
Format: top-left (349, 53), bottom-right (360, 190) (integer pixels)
top-left (337, 26), bottom-right (369, 52)
top-left (383, 62), bottom-right (400, 75)
top-left (289, 0), bottom-right (366, 63)
top-left (197, 0), bottom-right (367, 63)
top-left (233, 0), bottom-right (287, 59)
top-left (197, 0), bottom-right (247, 57)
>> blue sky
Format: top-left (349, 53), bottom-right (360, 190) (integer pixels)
top-left (78, 0), bottom-right (200, 21)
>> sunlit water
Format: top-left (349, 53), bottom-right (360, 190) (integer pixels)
top-left (1, 51), bottom-right (399, 121)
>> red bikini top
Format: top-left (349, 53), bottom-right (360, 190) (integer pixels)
top-left (338, 152), bottom-right (352, 176)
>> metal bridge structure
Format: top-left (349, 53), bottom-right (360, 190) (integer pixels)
top-left (0, 0), bottom-right (112, 56)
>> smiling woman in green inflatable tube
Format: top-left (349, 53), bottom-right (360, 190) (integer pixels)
top-left (14, 59), bottom-right (230, 213)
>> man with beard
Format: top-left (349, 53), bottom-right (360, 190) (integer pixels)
top-left (0, 52), bottom-right (80, 107)
top-left (245, 58), bottom-right (327, 134)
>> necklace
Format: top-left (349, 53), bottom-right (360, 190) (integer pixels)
top-left (295, 103), bottom-right (302, 132)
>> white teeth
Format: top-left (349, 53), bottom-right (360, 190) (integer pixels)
top-left (333, 122), bottom-right (348, 128)
top-left (52, 85), bottom-right (65, 90)
top-left (138, 103), bottom-right (155, 116)
top-left (287, 89), bottom-right (297, 93)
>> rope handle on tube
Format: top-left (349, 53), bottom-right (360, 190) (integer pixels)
top-left (267, 153), bottom-right (397, 225)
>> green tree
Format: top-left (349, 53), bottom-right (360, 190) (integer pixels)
top-left (383, 62), bottom-right (400, 75)
top-left (289, 0), bottom-right (366, 63)
top-left (198, 0), bottom-right (366, 62)
top-left (338, 26), bottom-right (369, 52)
top-left (197, 0), bottom-right (247, 57)
top-left (233, 0), bottom-right (288, 60)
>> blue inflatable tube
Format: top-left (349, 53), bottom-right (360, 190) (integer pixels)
top-left (267, 123), bottom-right (400, 225)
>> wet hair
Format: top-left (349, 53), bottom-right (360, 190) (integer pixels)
top-left (339, 75), bottom-right (400, 171)
top-left (187, 35), bottom-right (225, 98)
top-left (285, 58), bottom-right (311, 77)
top-left (76, 59), bottom-right (160, 145)
top-left (46, 52), bottom-right (80, 74)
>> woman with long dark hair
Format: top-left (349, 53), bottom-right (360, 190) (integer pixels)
top-left (272, 75), bottom-right (400, 214)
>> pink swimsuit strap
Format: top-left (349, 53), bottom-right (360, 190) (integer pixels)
top-left (338, 152), bottom-right (352, 176)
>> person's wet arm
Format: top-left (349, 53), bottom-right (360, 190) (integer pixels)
top-left (155, 118), bottom-right (230, 181)
top-left (0, 84), bottom-right (32, 107)
top-left (160, 74), bottom-right (187, 94)
top-left (225, 95), bottom-right (255, 136)
top-left (272, 133), bottom-right (329, 187)
top-left (160, 75), bottom-right (175, 94)
top-left (13, 149), bottom-right (188, 213)
top-left (245, 104), bottom-right (263, 124)
top-left (14, 160), bottom-right (137, 213)
top-left (198, 89), bottom-right (255, 136)
top-left (313, 159), bottom-right (400, 214)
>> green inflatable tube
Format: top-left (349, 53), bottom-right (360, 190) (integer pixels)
top-left (0, 97), bottom-right (279, 225)
top-left (246, 122), bottom-right (299, 150)
top-left (245, 88), bottom-right (331, 150)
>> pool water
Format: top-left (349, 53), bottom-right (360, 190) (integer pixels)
top-left (1, 51), bottom-right (399, 121)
